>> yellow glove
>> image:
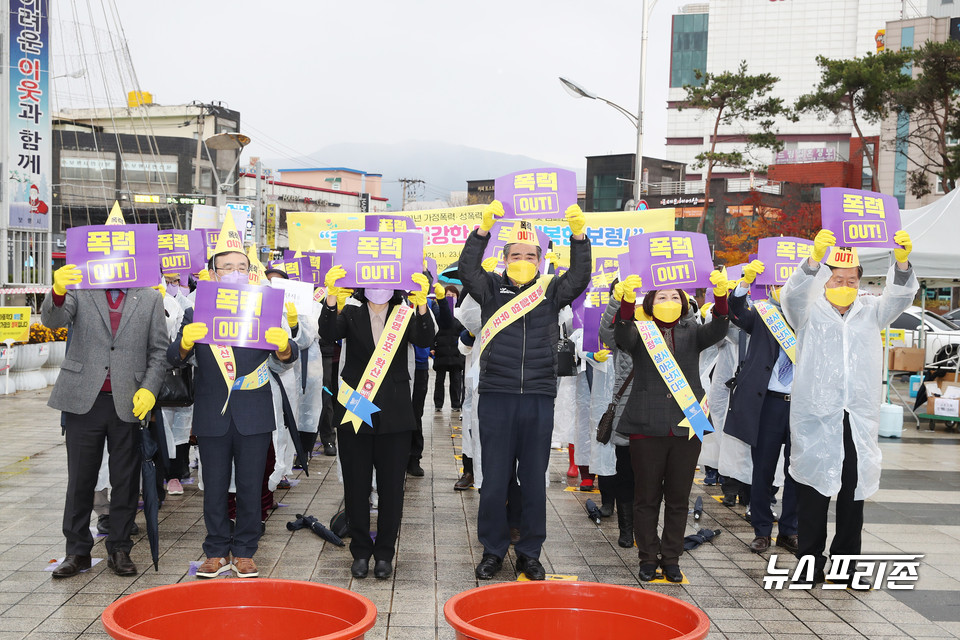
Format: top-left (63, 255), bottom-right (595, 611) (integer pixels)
top-left (52, 264), bottom-right (82, 296)
top-left (481, 256), bottom-right (499, 272)
top-left (409, 273), bottom-right (429, 307)
top-left (180, 322), bottom-right (208, 351)
top-left (709, 269), bottom-right (728, 297)
top-left (336, 288), bottom-right (353, 310)
top-left (621, 275), bottom-right (642, 303)
top-left (700, 302), bottom-right (714, 319)
top-left (545, 252), bottom-right (560, 269)
top-left (265, 326), bottom-right (289, 353)
top-left (434, 283), bottom-right (446, 298)
top-left (480, 200), bottom-right (504, 232)
top-left (591, 349), bottom-right (610, 363)
top-left (812, 229), bottom-right (836, 262)
top-left (285, 302), bottom-right (298, 328)
top-left (324, 265), bottom-right (346, 298)
top-left (565, 204), bottom-right (587, 237)
top-left (132, 388), bottom-right (156, 421)
top-left (612, 281), bottom-right (625, 302)
top-left (742, 259), bottom-right (765, 285)
top-left (196, 269), bottom-right (211, 281)
top-left (151, 281), bottom-right (164, 294)
top-left (894, 230), bottom-right (912, 263)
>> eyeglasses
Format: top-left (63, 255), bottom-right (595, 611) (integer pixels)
top-left (215, 265), bottom-right (248, 274)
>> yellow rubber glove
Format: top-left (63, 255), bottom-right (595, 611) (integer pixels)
top-left (894, 230), bottom-right (912, 263)
top-left (151, 281), bottom-right (164, 294)
top-left (612, 281), bottom-right (625, 302)
top-left (709, 269), bottom-right (729, 297)
top-left (434, 283), bottom-right (446, 299)
top-left (812, 229), bottom-right (836, 262)
top-left (480, 200), bottom-right (504, 232)
top-left (700, 302), bottom-right (714, 319)
top-left (409, 273), bottom-right (429, 307)
top-left (336, 288), bottom-right (353, 311)
top-left (324, 265), bottom-right (346, 299)
top-left (132, 388), bottom-right (156, 421)
top-left (741, 259), bottom-right (765, 285)
top-left (52, 264), bottom-right (82, 295)
top-left (196, 269), bottom-right (211, 281)
top-left (621, 275), bottom-right (643, 303)
top-left (285, 302), bottom-right (298, 328)
top-left (180, 322), bottom-right (208, 351)
top-left (591, 349), bottom-right (610, 363)
top-left (265, 326), bottom-right (289, 353)
top-left (565, 204), bottom-right (587, 237)
top-left (481, 256), bottom-right (499, 272)
top-left (545, 252), bottom-right (560, 269)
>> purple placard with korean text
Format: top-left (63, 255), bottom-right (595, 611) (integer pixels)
top-left (494, 167), bottom-right (577, 219)
top-left (755, 236), bottom-right (814, 286)
top-left (628, 231), bottom-right (713, 292)
top-left (66, 224), bottom-right (161, 290)
top-left (706, 263), bottom-right (744, 305)
top-left (821, 187), bottom-right (901, 249)
top-left (425, 256), bottom-right (438, 280)
top-left (572, 268), bottom-right (617, 352)
top-left (481, 220), bottom-right (551, 274)
top-left (364, 215), bottom-right (417, 233)
top-left (334, 231), bottom-right (424, 289)
top-left (193, 280), bottom-right (284, 351)
top-left (199, 228), bottom-right (220, 260)
top-left (283, 251), bottom-right (332, 286)
top-left (157, 230), bottom-right (205, 276)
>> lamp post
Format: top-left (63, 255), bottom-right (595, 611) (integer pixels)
top-left (560, 0), bottom-right (657, 204)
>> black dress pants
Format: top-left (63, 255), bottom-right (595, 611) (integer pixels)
top-left (434, 368), bottom-right (464, 410)
top-left (411, 368), bottom-right (429, 462)
top-left (318, 354), bottom-right (337, 446)
top-left (795, 412), bottom-right (864, 575)
top-left (63, 392), bottom-right (141, 556)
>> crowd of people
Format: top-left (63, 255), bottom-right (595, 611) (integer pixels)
top-left (41, 201), bottom-right (918, 586)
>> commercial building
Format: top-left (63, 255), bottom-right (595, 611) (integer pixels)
top-left (585, 154), bottom-right (685, 212)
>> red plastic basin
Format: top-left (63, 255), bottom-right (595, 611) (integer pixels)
top-left (444, 581), bottom-right (710, 640)
top-left (101, 579), bottom-right (377, 640)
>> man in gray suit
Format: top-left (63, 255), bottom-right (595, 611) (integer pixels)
top-left (41, 262), bottom-right (168, 578)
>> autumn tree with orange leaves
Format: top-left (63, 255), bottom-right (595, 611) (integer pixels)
top-left (714, 187), bottom-right (820, 266)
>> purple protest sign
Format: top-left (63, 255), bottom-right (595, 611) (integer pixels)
top-left (157, 230), bottom-right (205, 276)
top-left (482, 220), bottom-right (551, 273)
top-left (821, 188), bottom-right (901, 249)
top-left (628, 231), bottom-right (713, 291)
top-left (364, 215), bottom-right (417, 233)
top-left (199, 228), bottom-right (220, 260)
top-left (754, 236), bottom-right (814, 286)
top-left (573, 268), bottom-right (617, 352)
top-left (494, 168), bottom-right (577, 219)
top-left (334, 231), bottom-right (424, 289)
top-left (66, 224), bottom-right (161, 290)
top-left (283, 251), bottom-right (331, 285)
top-left (193, 280), bottom-right (284, 351)
top-left (425, 256), bottom-right (438, 280)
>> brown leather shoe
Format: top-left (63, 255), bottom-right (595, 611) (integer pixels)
top-left (453, 472), bottom-right (474, 491)
top-left (775, 534), bottom-right (799, 554)
top-left (52, 554), bottom-right (91, 578)
top-left (234, 557), bottom-right (259, 578)
top-left (749, 536), bottom-right (772, 554)
top-left (107, 550), bottom-right (137, 576)
top-left (196, 556), bottom-right (233, 579)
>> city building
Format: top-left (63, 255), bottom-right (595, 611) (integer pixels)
top-left (585, 154), bottom-right (685, 212)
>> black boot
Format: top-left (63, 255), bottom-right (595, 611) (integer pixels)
top-left (721, 478), bottom-right (739, 507)
top-left (616, 500), bottom-right (634, 548)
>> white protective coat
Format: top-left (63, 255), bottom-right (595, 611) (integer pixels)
top-left (782, 262), bottom-right (918, 500)
top-left (697, 314), bottom-right (739, 470)
top-left (297, 298), bottom-right (325, 436)
top-left (456, 295), bottom-right (483, 488)
top-left (161, 292), bottom-right (192, 455)
top-left (586, 353), bottom-right (617, 477)
top-left (552, 308), bottom-right (576, 446)
top-left (270, 308), bottom-right (315, 488)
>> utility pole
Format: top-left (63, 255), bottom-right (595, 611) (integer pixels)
top-left (398, 178), bottom-right (424, 211)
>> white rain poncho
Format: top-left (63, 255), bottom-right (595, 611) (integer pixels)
top-left (161, 294), bottom-right (192, 454)
top-left (457, 295), bottom-right (483, 488)
top-left (296, 300), bottom-right (324, 436)
top-left (586, 347), bottom-right (617, 477)
top-left (271, 308), bottom-right (314, 487)
top-left (782, 261), bottom-right (918, 500)
top-left (697, 314), bottom-right (739, 470)
top-left (552, 308), bottom-right (576, 446)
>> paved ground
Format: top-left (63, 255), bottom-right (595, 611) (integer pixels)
top-left (1, 376), bottom-right (959, 640)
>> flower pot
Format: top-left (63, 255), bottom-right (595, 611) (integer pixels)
top-left (0, 345), bottom-right (17, 395)
top-left (11, 343), bottom-right (50, 391)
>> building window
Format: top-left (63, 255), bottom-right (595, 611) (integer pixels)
top-left (670, 13), bottom-right (708, 88)
top-left (800, 184), bottom-right (824, 203)
top-left (592, 173), bottom-right (629, 211)
top-left (861, 143), bottom-right (875, 191)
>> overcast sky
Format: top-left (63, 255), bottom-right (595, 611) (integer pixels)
top-left (56, 0), bottom-right (692, 179)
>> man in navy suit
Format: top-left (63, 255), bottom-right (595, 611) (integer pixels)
top-left (168, 249), bottom-right (298, 579)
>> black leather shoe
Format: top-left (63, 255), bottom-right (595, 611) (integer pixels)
top-left (475, 554), bottom-right (502, 580)
top-left (638, 563), bottom-right (658, 581)
top-left (515, 555), bottom-right (546, 581)
top-left (351, 558), bottom-right (369, 579)
top-left (406, 461), bottom-right (424, 477)
top-left (750, 536), bottom-right (772, 554)
top-left (617, 529), bottom-right (634, 548)
top-left (454, 473), bottom-right (474, 491)
top-left (52, 554), bottom-right (91, 578)
top-left (107, 550), bottom-right (137, 577)
top-left (775, 534), bottom-right (799, 555)
top-left (373, 560), bottom-right (392, 579)
top-left (662, 564), bottom-right (684, 583)
top-left (323, 443), bottom-right (337, 457)
top-left (96, 514), bottom-right (109, 535)
top-left (599, 503), bottom-right (614, 518)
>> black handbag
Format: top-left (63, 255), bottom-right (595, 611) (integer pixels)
top-left (557, 325), bottom-right (580, 377)
top-left (157, 366), bottom-right (194, 408)
top-left (596, 369), bottom-right (635, 444)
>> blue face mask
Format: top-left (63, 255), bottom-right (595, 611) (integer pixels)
top-left (218, 270), bottom-right (246, 284)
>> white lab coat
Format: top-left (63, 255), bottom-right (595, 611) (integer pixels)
top-left (782, 261), bottom-right (918, 500)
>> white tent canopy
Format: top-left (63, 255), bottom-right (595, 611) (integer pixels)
top-left (860, 188), bottom-right (960, 287)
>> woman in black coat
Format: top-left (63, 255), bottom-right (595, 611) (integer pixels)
top-left (432, 285), bottom-right (465, 411)
top-left (320, 268), bottom-right (435, 579)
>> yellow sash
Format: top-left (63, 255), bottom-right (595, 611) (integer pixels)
top-left (212, 345), bottom-right (270, 415)
top-left (635, 320), bottom-right (713, 441)
top-left (755, 301), bottom-right (797, 363)
top-left (338, 303), bottom-right (414, 432)
top-left (475, 275), bottom-right (552, 359)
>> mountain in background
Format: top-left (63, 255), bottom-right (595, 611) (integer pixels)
top-left (265, 140), bottom-right (585, 208)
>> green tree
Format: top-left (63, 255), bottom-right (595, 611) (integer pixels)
top-left (890, 39), bottom-right (960, 196)
top-left (795, 51), bottom-right (912, 192)
top-left (679, 61), bottom-right (794, 238)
